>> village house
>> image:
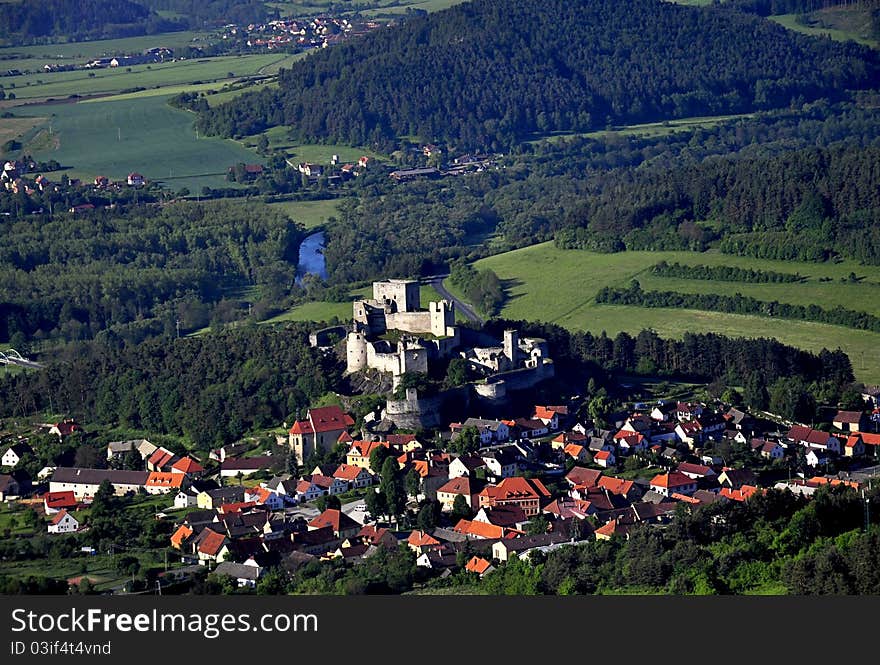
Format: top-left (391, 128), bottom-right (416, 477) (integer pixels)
top-left (48, 419), bottom-right (82, 438)
top-left (480, 447), bottom-right (522, 479)
top-left (144, 472), bottom-right (185, 494)
top-left (437, 476), bottom-right (484, 512)
top-left (844, 435), bottom-right (867, 458)
top-left (533, 405), bottom-right (568, 431)
top-left (0, 474), bottom-right (21, 501)
top-left (676, 462), bottom-right (717, 481)
top-left (332, 463), bottom-right (374, 489)
top-left (758, 440), bottom-right (785, 460)
top-left (289, 405), bottom-right (355, 461)
top-left (220, 456), bottom-right (276, 478)
top-left (308, 509), bottom-right (360, 540)
top-left (832, 410), bottom-right (867, 432)
top-left (213, 559), bottom-right (263, 588)
top-left (244, 487), bottom-right (285, 511)
top-left (465, 556), bottom-right (495, 577)
top-left (50, 468), bottom-right (150, 499)
top-left (594, 450), bottom-right (615, 468)
top-left (453, 418), bottom-right (510, 446)
top-left (448, 454), bottom-right (488, 479)
top-left (717, 468), bottom-right (758, 490)
top-left (171, 456), bottom-right (205, 476)
top-left (649, 471), bottom-right (698, 497)
top-left (1, 442), bottom-right (32, 468)
top-left (346, 440), bottom-right (389, 469)
top-left (47, 510), bottom-right (79, 534)
top-left (407, 530), bottom-right (442, 554)
top-left (147, 447), bottom-right (177, 472)
top-left (478, 476), bottom-right (551, 517)
top-left (310, 473), bottom-right (349, 496)
top-left (197, 486), bottom-right (245, 510)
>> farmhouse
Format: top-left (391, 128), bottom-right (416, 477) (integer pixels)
top-left (47, 510), bottom-right (79, 534)
top-left (50, 468), bottom-right (150, 499)
top-left (289, 405), bottom-right (355, 461)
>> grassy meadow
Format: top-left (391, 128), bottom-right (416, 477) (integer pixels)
top-left (471, 243), bottom-right (880, 383)
top-left (771, 7), bottom-right (880, 50)
top-left (15, 94), bottom-right (261, 191)
top-left (267, 198), bottom-right (344, 229)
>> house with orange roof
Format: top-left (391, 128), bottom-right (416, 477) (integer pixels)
top-left (346, 440), bottom-right (389, 469)
top-left (478, 476), bottom-right (551, 517)
top-left (244, 486), bottom-right (285, 510)
top-left (144, 472), bottom-right (185, 494)
top-left (406, 530), bottom-right (441, 553)
top-left (357, 524), bottom-right (398, 549)
top-left (594, 449), bottom-right (615, 468)
top-left (844, 435), bottom-right (866, 458)
top-left (719, 485), bottom-right (762, 502)
top-left (671, 492), bottom-right (702, 505)
top-left (295, 479), bottom-right (325, 503)
top-left (597, 476), bottom-right (640, 500)
top-left (307, 509), bottom-right (360, 539)
top-left (437, 476), bottom-right (484, 512)
top-left (857, 432), bottom-right (880, 457)
top-left (465, 556), bottom-right (495, 577)
top-left (43, 490), bottom-right (77, 515)
top-left (332, 463), bottom-right (374, 489)
top-left (616, 431), bottom-right (647, 455)
top-left (310, 473), bottom-right (349, 496)
top-left (649, 471), bottom-right (698, 497)
top-left (288, 405), bottom-right (355, 461)
top-left (594, 517), bottom-right (631, 541)
top-left (195, 529), bottom-right (229, 563)
top-left (147, 447), bottom-right (177, 472)
top-left (533, 405), bottom-right (567, 431)
top-left (563, 443), bottom-right (590, 463)
top-left (565, 466), bottom-right (602, 489)
top-left (171, 456), bottom-right (204, 476)
top-left (543, 497), bottom-right (595, 520)
top-left (170, 524), bottom-right (194, 550)
top-left (47, 509), bottom-right (79, 534)
top-left (551, 430), bottom-right (587, 451)
top-left (453, 518), bottom-right (513, 540)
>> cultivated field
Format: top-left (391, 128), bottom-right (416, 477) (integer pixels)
top-left (15, 94), bottom-right (261, 191)
top-left (470, 243), bottom-right (880, 383)
top-left (0, 53), bottom-right (290, 101)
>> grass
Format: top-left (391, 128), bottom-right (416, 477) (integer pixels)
top-left (15, 94), bottom-right (261, 191)
top-left (472, 242), bottom-right (880, 383)
top-left (0, 551), bottom-right (164, 591)
top-left (771, 7), bottom-right (880, 50)
top-left (1, 53), bottom-right (290, 101)
top-left (0, 31), bottom-right (213, 63)
top-left (0, 115), bottom-right (44, 147)
top-left (531, 112), bottom-right (754, 144)
top-left (267, 198), bottom-right (344, 229)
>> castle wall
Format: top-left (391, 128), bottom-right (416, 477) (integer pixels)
top-left (384, 386), bottom-right (470, 430)
top-left (385, 311), bottom-right (434, 334)
top-left (310, 325), bottom-right (347, 348)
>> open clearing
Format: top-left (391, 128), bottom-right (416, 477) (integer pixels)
top-left (531, 112), bottom-right (754, 144)
top-left (471, 243), bottom-right (880, 383)
top-left (15, 94), bottom-right (261, 191)
top-left (0, 115), bottom-right (44, 147)
top-left (267, 198), bottom-right (343, 229)
top-left (771, 7), bottom-right (879, 50)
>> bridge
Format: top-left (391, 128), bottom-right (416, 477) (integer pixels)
top-left (0, 349), bottom-right (44, 370)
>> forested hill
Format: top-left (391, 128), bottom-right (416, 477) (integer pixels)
top-left (197, 0), bottom-right (880, 150)
top-left (0, 0), bottom-right (183, 44)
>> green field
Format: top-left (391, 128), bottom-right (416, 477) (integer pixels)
top-left (471, 243), bottom-right (880, 383)
top-left (267, 198), bottom-right (344, 229)
top-left (0, 31), bottom-right (213, 63)
top-left (15, 94), bottom-right (261, 191)
top-left (0, 115), bottom-right (44, 147)
top-left (1, 53), bottom-right (290, 101)
top-left (532, 112), bottom-right (754, 144)
top-left (771, 7), bottom-right (880, 50)
top-left (269, 0), bottom-right (469, 18)
top-left (244, 126), bottom-right (387, 163)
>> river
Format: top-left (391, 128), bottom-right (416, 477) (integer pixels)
top-left (296, 231), bottom-right (327, 283)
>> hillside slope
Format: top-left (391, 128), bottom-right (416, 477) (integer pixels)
top-left (197, 0), bottom-right (880, 150)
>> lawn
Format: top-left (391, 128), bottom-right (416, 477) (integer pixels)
top-left (472, 243), bottom-right (880, 383)
top-left (1, 53), bottom-right (290, 101)
top-left (15, 94), bottom-right (261, 191)
top-left (0, 115), bottom-right (44, 148)
top-left (267, 198), bottom-right (344, 229)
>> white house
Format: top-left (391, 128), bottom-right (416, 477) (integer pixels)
top-left (806, 450), bottom-right (829, 468)
top-left (174, 489), bottom-right (199, 510)
top-left (2, 443), bottom-right (32, 468)
top-left (594, 450), bottom-right (615, 468)
top-left (295, 479), bottom-right (325, 503)
top-left (47, 510), bottom-right (79, 534)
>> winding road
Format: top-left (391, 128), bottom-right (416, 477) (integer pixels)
top-left (425, 275), bottom-right (484, 325)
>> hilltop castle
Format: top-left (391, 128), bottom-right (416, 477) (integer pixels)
top-left (340, 280), bottom-right (554, 426)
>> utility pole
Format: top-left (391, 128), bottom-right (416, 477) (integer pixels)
top-left (176, 319), bottom-right (180, 339)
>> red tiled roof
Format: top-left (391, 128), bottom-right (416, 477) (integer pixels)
top-left (148, 448), bottom-right (175, 468)
top-left (860, 433), bottom-right (880, 447)
top-left (171, 456), bottom-right (204, 474)
top-left (480, 477), bottom-right (551, 501)
top-left (386, 434), bottom-right (416, 446)
top-left (333, 463), bottom-right (366, 481)
top-left (677, 462), bottom-right (713, 476)
top-left (438, 476), bottom-right (476, 496)
top-left (833, 410), bottom-right (864, 424)
top-left (145, 472), bottom-right (183, 489)
top-left (289, 420), bottom-right (314, 435)
top-left (44, 491), bottom-right (77, 509)
top-left (598, 476), bottom-right (634, 496)
top-left (308, 508), bottom-right (359, 533)
top-left (50, 509), bottom-right (72, 525)
top-left (453, 519), bottom-right (510, 539)
top-left (594, 450), bottom-right (612, 461)
top-left (465, 556), bottom-right (493, 574)
top-left (671, 493), bottom-right (701, 504)
top-left (407, 530), bottom-right (440, 547)
top-left (595, 518), bottom-right (628, 538)
top-left (650, 472), bottom-right (695, 489)
top-left (566, 467), bottom-right (602, 488)
top-left (719, 485), bottom-right (762, 502)
top-left (348, 440), bottom-right (389, 459)
top-left (198, 530), bottom-right (227, 556)
top-left (171, 524), bottom-right (193, 548)
top-left (308, 406), bottom-right (355, 433)
top-left (564, 444), bottom-right (587, 458)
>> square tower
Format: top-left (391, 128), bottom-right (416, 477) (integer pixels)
top-left (373, 279), bottom-right (420, 312)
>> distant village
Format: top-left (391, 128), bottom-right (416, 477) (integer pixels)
top-left (2, 280), bottom-right (880, 591)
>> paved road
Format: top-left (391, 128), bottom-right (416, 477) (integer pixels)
top-left (426, 275), bottom-right (484, 325)
top-left (342, 498), bottom-right (367, 525)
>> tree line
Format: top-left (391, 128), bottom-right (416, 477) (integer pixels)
top-left (649, 261), bottom-right (803, 283)
top-left (596, 280), bottom-right (880, 334)
top-left (196, 0), bottom-right (880, 151)
top-left (448, 260), bottom-right (505, 318)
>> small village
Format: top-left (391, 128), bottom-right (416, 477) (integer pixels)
top-left (3, 279), bottom-right (880, 592)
